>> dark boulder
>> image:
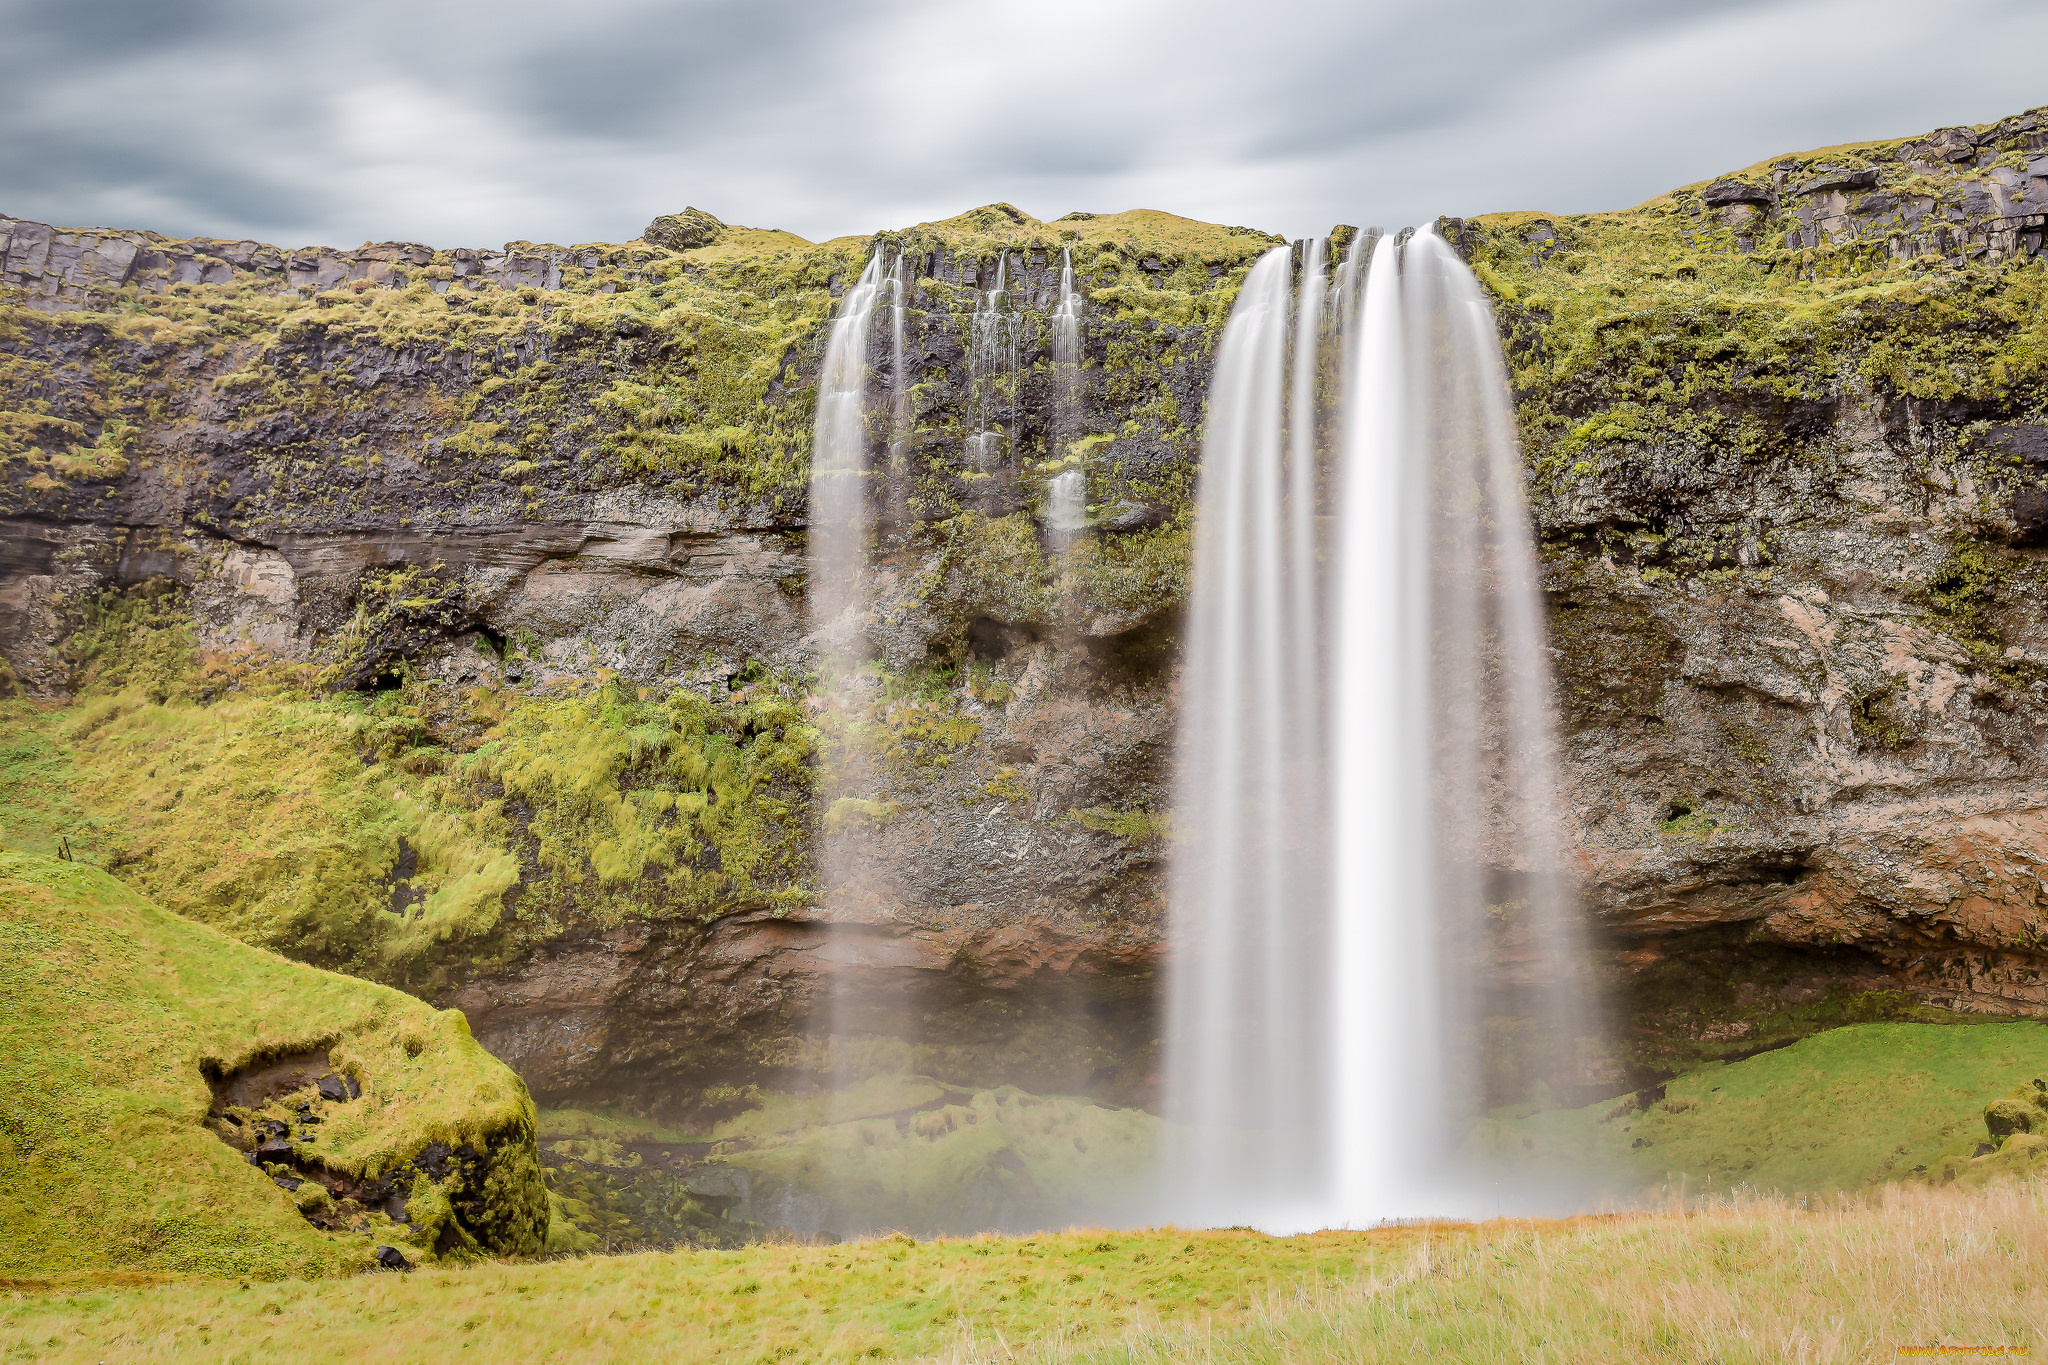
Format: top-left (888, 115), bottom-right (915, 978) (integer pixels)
top-left (250, 1136), bottom-right (295, 1166)
top-left (1910, 127), bottom-right (1982, 164)
top-left (1986, 424), bottom-right (2048, 465)
top-left (374, 1245), bottom-right (414, 1272)
top-left (2010, 489), bottom-right (2048, 545)
top-left (1797, 167), bottom-right (1880, 195)
top-left (1702, 179), bottom-right (1773, 208)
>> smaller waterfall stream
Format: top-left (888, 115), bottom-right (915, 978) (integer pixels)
top-left (809, 250), bottom-right (887, 663)
top-left (966, 253), bottom-right (1021, 473)
top-left (1047, 246), bottom-right (1087, 559)
top-left (885, 253), bottom-right (911, 529)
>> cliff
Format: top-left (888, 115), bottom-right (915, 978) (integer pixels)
top-left (3, 107), bottom-right (2047, 1122)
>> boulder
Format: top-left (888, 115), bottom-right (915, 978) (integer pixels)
top-left (644, 207), bottom-right (726, 252)
top-left (1701, 179), bottom-right (1773, 208)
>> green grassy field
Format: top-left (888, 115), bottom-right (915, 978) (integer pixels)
top-left (0, 853), bottom-right (544, 1280)
top-left (1484, 1020), bottom-right (2048, 1199)
top-left (5, 1181), bottom-right (2044, 1363)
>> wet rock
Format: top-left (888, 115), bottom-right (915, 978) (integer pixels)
top-left (1986, 424), bottom-right (2048, 465)
top-left (415, 1142), bottom-right (452, 1179)
top-left (373, 1245), bottom-right (413, 1272)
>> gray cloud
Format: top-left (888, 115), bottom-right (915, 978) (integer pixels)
top-left (0, 0), bottom-right (2044, 250)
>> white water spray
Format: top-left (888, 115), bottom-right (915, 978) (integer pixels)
top-left (1165, 228), bottom-right (1587, 1231)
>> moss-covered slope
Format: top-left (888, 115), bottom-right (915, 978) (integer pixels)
top-left (1486, 1021), bottom-right (2048, 1198)
top-left (0, 852), bottom-right (546, 1280)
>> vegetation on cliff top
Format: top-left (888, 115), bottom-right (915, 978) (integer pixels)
top-left (0, 197), bottom-right (1271, 542)
top-left (0, 852), bottom-right (544, 1280)
top-left (1460, 105), bottom-right (2048, 581)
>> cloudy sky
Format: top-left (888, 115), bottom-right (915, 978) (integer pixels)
top-left (4, 0), bottom-right (2045, 250)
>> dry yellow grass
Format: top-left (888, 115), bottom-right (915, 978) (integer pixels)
top-left (4, 1180), bottom-right (2045, 1362)
top-left (982, 1182), bottom-right (2048, 1364)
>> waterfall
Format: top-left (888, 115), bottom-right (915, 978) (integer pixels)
top-left (966, 252), bottom-right (1021, 472)
top-left (885, 253), bottom-right (910, 529)
top-left (809, 249), bottom-right (888, 1109)
top-left (809, 249), bottom-right (887, 667)
top-left (1052, 245), bottom-right (1083, 454)
top-left (1047, 246), bottom-right (1087, 558)
top-left (1164, 228), bottom-right (1587, 1231)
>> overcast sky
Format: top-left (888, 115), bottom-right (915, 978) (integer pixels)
top-left (3, 0), bottom-right (2045, 251)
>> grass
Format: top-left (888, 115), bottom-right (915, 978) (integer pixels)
top-left (1062, 1181), bottom-right (2048, 1364)
top-left (1484, 1021), bottom-right (2048, 1198)
top-left (0, 597), bottom-right (816, 979)
top-left (5, 1181), bottom-right (2047, 1362)
top-left (0, 852), bottom-right (542, 1281)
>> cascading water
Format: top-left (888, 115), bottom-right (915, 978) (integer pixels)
top-left (1164, 227), bottom-right (1588, 1231)
top-left (1051, 245), bottom-right (1083, 448)
top-left (885, 253), bottom-right (911, 529)
top-left (966, 252), bottom-right (1021, 473)
top-left (809, 249), bottom-right (888, 1101)
top-left (1046, 246), bottom-right (1087, 559)
top-left (809, 249), bottom-right (887, 665)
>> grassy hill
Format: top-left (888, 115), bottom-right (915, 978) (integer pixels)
top-left (0, 852), bottom-right (547, 1281)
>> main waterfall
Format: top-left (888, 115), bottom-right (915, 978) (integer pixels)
top-left (1164, 227), bottom-right (1587, 1230)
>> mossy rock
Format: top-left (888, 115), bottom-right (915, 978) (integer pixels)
top-left (1984, 1095), bottom-right (2038, 1137)
top-left (643, 207), bottom-right (727, 253)
top-left (0, 852), bottom-right (547, 1280)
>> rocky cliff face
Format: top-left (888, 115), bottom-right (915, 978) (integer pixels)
top-left (1454, 105), bottom-right (2048, 1067)
top-left (4, 109), bottom-right (2047, 1114)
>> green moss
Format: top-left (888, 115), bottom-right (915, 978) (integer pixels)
top-left (1069, 805), bottom-right (1169, 842)
top-left (823, 796), bottom-right (900, 832)
top-left (0, 851), bottom-right (544, 1279)
top-left (729, 1084), bottom-right (1157, 1236)
top-left (60, 578), bottom-right (199, 702)
top-left (1849, 676), bottom-right (1921, 750)
top-left (1483, 1021), bottom-right (2048, 1197)
top-left (1459, 113), bottom-right (2048, 581)
top-left (0, 627), bottom-right (817, 980)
